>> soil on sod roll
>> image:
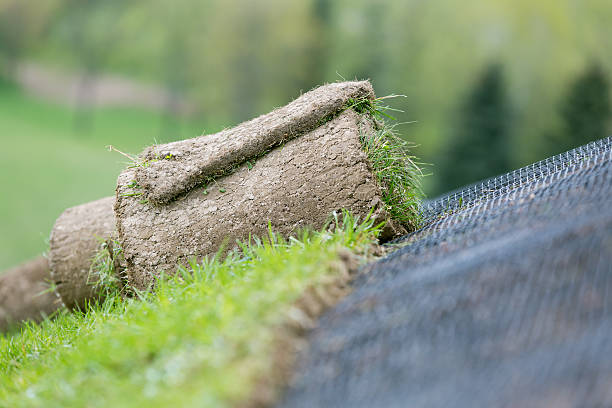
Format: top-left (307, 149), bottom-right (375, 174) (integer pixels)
top-left (49, 196), bottom-right (116, 309)
top-left (116, 109), bottom-right (405, 291)
top-left (136, 81), bottom-right (376, 205)
top-left (0, 256), bottom-right (61, 332)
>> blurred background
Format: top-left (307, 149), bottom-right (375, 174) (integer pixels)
top-left (1, 0), bottom-right (611, 270)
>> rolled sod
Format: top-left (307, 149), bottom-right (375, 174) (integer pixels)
top-left (116, 108), bottom-right (405, 290)
top-left (115, 81), bottom-right (408, 290)
top-left (0, 256), bottom-right (61, 332)
top-left (49, 196), bottom-right (116, 309)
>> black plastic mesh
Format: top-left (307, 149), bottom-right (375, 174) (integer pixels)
top-left (421, 136), bottom-right (612, 225)
top-left (279, 136), bottom-right (612, 408)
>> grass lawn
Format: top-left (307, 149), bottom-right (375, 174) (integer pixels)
top-left (0, 213), bottom-right (381, 407)
top-left (0, 81), bottom-right (215, 270)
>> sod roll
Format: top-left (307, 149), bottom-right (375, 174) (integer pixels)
top-left (0, 256), bottom-right (61, 332)
top-left (49, 196), bottom-right (116, 309)
top-left (116, 108), bottom-right (405, 290)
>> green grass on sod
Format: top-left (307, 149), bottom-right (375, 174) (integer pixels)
top-left (0, 212), bottom-right (381, 407)
top-left (361, 123), bottom-right (423, 230)
top-left (348, 94), bottom-right (424, 230)
top-left (0, 81), bottom-right (213, 271)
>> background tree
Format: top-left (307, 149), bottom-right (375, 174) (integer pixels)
top-left (0, 0), bottom-right (61, 79)
top-left (0, 1), bottom-right (27, 78)
top-left (436, 63), bottom-right (513, 194)
top-left (558, 63), bottom-right (611, 152)
top-left (54, 0), bottom-right (125, 133)
top-left (300, 0), bottom-right (332, 90)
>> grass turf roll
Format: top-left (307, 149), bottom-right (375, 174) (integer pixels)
top-left (49, 196), bottom-right (117, 309)
top-left (0, 256), bottom-right (61, 332)
top-left (116, 108), bottom-right (407, 290)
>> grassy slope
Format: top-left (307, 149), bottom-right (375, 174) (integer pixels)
top-left (0, 83), bottom-right (213, 270)
top-left (0, 85), bottom-right (422, 407)
top-left (0, 213), bottom-right (380, 407)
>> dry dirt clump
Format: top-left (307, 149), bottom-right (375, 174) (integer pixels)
top-left (0, 256), bottom-right (61, 332)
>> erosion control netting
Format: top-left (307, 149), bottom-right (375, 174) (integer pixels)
top-left (421, 136), bottom-right (612, 225)
top-left (279, 136), bottom-right (612, 408)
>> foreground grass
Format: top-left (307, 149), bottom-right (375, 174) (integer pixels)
top-left (0, 80), bottom-right (214, 270)
top-left (0, 212), bottom-right (380, 407)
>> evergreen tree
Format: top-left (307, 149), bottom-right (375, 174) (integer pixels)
top-left (437, 63), bottom-right (513, 193)
top-left (559, 63), bottom-right (611, 151)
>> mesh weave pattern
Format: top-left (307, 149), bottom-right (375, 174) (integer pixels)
top-left (421, 136), bottom-right (612, 225)
top-left (279, 136), bottom-right (612, 408)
